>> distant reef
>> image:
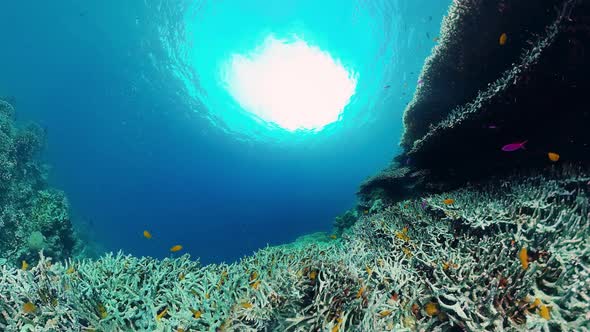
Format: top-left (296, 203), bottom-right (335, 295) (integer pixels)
top-left (1, 0), bottom-right (589, 331)
top-left (0, 100), bottom-right (80, 267)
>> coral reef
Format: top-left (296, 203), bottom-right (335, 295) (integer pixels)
top-left (361, 0), bottom-right (590, 204)
top-left (2, 1), bottom-right (589, 331)
top-left (1, 166), bottom-right (588, 331)
top-left (0, 99), bottom-right (79, 266)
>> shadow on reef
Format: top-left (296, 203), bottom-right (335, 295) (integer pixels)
top-left (359, 0), bottom-right (590, 206)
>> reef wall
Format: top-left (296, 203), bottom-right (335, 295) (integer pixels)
top-left (0, 100), bottom-right (79, 267)
top-left (360, 0), bottom-right (590, 206)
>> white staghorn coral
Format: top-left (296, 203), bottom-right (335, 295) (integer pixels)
top-left (1, 166), bottom-right (587, 331)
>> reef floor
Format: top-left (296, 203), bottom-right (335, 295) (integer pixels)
top-left (1, 166), bottom-right (588, 331)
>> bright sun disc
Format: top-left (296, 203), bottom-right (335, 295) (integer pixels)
top-left (223, 36), bottom-right (357, 131)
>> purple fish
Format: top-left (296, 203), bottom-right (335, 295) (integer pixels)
top-left (417, 79), bottom-right (424, 85)
top-left (488, 125), bottom-right (497, 129)
top-left (501, 140), bottom-right (527, 152)
top-left (421, 200), bottom-right (428, 209)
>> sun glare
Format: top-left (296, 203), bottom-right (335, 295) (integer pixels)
top-left (223, 36), bottom-right (357, 131)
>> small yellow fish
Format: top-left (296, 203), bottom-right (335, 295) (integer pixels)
top-left (396, 229), bottom-right (410, 242)
top-left (443, 198), bottom-right (455, 205)
top-left (365, 266), bottom-right (372, 276)
top-left (178, 273), bottom-right (185, 281)
top-left (143, 230), bottom-right (152, 239)
top-left (331, 318), bottom-right (343, 332)
top-left (309, 270), bottom-right (317, 280)
top-left (499, 33), bottom-right (508, 45)
top-left (548, 152), bottom-right (560, 162)
top-left (177, 329), bottom-right (185, 332)
top-left (190, 308), bottom-right (202, 319)
top-left (156, 307), bottom-right (168, 321)
top-left (402, 247), bottom-right (413, 257)
top-left (205, 293), bottom-right (210, 299)
top-left (329, 234), bottom-right (337, 239)
top-left (22, 302), bottom-right (36, 313)
top-left (519, 247), bottom-right (529, 270)
top-left (356, 286), bottom-right (365, 299)
top-left (97, 303), bottom-right (108, 319)
top-left (424, 302), bottom-right (439, 316)
top-left (21, 260), bottom-right (29, 271)
top-left (66, 265), bottom-right (75, 274)
top-left (241, 302), bottom-right (253, 309)
top-left (379, 310), bottom-right (392, 317)
top-left (539, 304), bottom-right (551, 320)
top-left (363, 210), bottom-right (369, 214)
top-left (170, 245), bottom-right (183, 252)
top-left (250, 271), bottom-right (258, 281)
top-left (251, 280), bottom-right (261, 290)
top-left (529, 297), bottom-right (541, 309)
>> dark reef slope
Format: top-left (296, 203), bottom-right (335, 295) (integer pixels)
top-left (0, 100), bottom-right (79, 266)
top-left (360, 0), bottom-right (590, 205)
top-left (1, 0), bottom-right (589, 331)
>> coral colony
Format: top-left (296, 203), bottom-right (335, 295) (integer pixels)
top-left (1, 0), bottom-right (589, 331)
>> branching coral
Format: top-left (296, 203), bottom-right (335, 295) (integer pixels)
top-left (1, 166), bottom-right (587, 331)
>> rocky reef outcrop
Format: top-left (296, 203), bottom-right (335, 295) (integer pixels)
top-left (0, 100), bottom-right (79, 266)
top-left (360, 0), bottom-right (590, 206)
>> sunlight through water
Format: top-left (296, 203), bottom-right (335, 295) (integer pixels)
top-left (151, 0), bottom-right (400, 142)
top-left (223, 36), bottom-right (357, 131)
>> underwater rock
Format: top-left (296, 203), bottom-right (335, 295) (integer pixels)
top-left (362, 0), bottom-right (590, 204)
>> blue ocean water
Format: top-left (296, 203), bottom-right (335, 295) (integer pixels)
top-left (0, 0), bottom-right (450, 264)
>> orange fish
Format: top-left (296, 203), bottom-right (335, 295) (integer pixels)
top-left (539, 304), bottom-right (551, 320)
top-left (156, 307), bottom-right (168, 321)
top-left (309, 270), bottom-right (317, 280)
top-left (190, 308), bottom-right (202, 319)
top-left (390, 292), bottom-right (399, 301)
top-left (499, 33), bottom-right (508, 45)
top-left (170, 245), bottom-right (183, 252)
top-left (356, 286), bottom-right (365, 298)
top-left (22, 302), bottom-right (36, 313)
top-left (424, 302), bottom-right (439, 316)
top-left (548, 152), bottom-right (560, 162)
top-left (519, 247), bottom-right (529, 270)
top-left (143, 230), bottom-right (152, 239)
top-left (379, 310), bottom-right (392, 317)
top-left (251, 280), bottom-right (261, 289)
top-left (443, 198), bottom-right (455, 205)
